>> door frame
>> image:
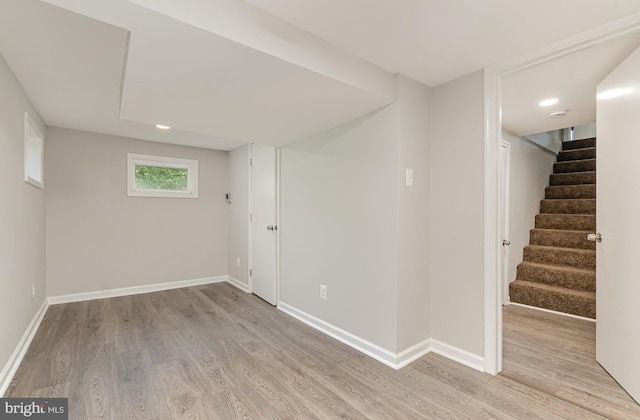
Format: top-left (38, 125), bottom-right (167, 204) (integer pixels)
top-left (499, 140), bottom-right (511, 306)
top-left (248, 144), bottom-right (281, 305)
top-left (483, 14), bottom-right (640, 375)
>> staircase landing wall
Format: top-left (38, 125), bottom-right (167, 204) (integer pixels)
top-left (502, 129), bottom-right (556, 293)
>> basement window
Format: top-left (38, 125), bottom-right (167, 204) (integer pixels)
top-left (24, 112), bottom-right (44, 189)
top-left (127, 153), bottom-right (198, 198)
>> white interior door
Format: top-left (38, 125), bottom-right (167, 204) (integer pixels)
top-left (499, 141), bottom-right (511, 304)
top-left (595, 45), bottom-right (640, 404)
top-left (250, 144), bottom-right (277, 305)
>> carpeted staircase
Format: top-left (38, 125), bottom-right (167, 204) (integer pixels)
top-left (509, 137), bottom-right (596, 319)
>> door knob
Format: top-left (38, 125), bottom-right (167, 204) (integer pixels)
top-left (266, 225), bottom-right (274, 231)
top-left (502, 240), bottom-right (510, 246)
top-left (587, 233), bottom-right (602, 242)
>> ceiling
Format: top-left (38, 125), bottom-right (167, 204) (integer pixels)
top-left (502, 32), bottom-right (640, 137)
top-left (1, 0), bottom-right (640, 150)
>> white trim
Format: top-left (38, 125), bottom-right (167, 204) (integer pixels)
top-left (248, 144), bottom-right (253, 293)
top-left (499, 140), bottom-right (511, 306)
top-left (278, 301), bottom-right (484, 372)
top-left (276, 147), bottom-right (281, 307)
top-left (48, 276), bottom-right (227, 305)
top-left (484, 67), bottom-right (502, 376)
top-left (0, 299), bottom-right (49, 396)
top-left (429, 339), bottom-right (485, 372)
top-left (226, 275), bottom-right (251, 293)
top-left (127, 153), bottom-right (198, 198)
top-left (484, 13), bottom-right (640, 377)
top-left (278, 301), bottom-right (400, 368)
top-left (395, 339), bottom-right (432, 369)
top-left (507, 302), bottom-right (596, 323)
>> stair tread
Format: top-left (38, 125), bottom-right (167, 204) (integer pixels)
top-left (542, 198), bottom-right (595, 201)
top-left (551, 170), bottom-right (596, 175)
top-left (510, 280), bottom-right (595, 298)
top-left (562, 138), bottom-right (596, 150)
top-left (532, 228), bottom-right (594, 233)
top-left (546, 186), bottom-right (595, 190)
top-left (509, 279), bottom-right (596, 318)
top-left (549, 171), bottom-right (596, 186)
top-left (562, 146), bottom-right (596, 151)
top-left (525, 244), bottom-right (596, 254)
top-left (555, 157), bottom-right (596, 163)
top-left (545, 185), bottom-right (596, 199)
top-left (537, 213), bottom-right (594, 216)
top-left (535, 213), bottom-right (596, 219)
top-left (519, 260), bottom-right (595, 274)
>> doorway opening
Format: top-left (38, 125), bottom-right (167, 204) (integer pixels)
top-left (485, 16), bottom-right (640, 410)
top-left (483, 13), bottom-right (640, 375)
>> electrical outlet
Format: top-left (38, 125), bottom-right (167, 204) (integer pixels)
top-left (31, 284), bottom-right (35, 299)
top-left (236, 257), bottom-right (241, 267)
top-left (320, 285), bottom-right (327, 300)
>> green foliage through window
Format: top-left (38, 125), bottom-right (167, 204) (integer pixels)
top-left (135, 164), bottom-right (188, 191)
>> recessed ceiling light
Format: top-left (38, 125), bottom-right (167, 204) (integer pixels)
top-left (155, 124), bottom-right (171, 130)
top-left (597, 87), bottom-right (632, 100)
top-left (538, 98), bottom-right (560, 107)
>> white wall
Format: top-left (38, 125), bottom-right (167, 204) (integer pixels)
top-left (502, 129), bottom-right (556, 288)
top-left (395, 75), bottom-right (431, 350)
top-left (45, 128), bottom-right (229, 296)
top-left (0, 53), bottom-right (47, 389)
top-left (280, 74), bottom-right (431, 355)
top-left (280, 105), bottom-right (400, 351)
top-left (429, 70), bottom-right (485, 357)
top-left (228, 144), bottom-right (249, 286)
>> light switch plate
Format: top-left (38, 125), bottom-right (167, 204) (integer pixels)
top-left (405, 168), bottom-right (414, 186)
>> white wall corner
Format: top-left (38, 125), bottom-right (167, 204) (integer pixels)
top-left (226, 275), bottom-right (251, 293)
top-left (47, 276), bottom-right (228, 305)
top-left (429, 339), bottom-right (485, 373)
top-left (0, 299), bottom-right (49, 397)
top-left (395, 339), bottom-right (432, 369)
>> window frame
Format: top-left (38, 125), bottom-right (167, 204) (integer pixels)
top-left (127, 153), bottom-right (199, 198)
top-left (24, 112), bottom-right (44, 189)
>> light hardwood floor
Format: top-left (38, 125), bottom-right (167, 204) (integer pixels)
top-left (4, 283), bottom-right (639, 419)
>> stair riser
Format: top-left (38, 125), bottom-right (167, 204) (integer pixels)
top-left (557, 148), bottom-right (596, 162)
top-left (562, 138), bottom-right (596, 150)
top-left (517, 263), bottom-right (595, 291)
top-left (549, 172), bottom-right (596, 186)
top-left (523, 247), bottom-right (596, 269)
top-left (535, 214), bottom-right (595, 231)
top-left (540, 199), bottom-right (595, 214)
top-left (554, 159), bottom-right (596, 173)
top-left (545, 185), bottom-right (596, 199)
top-left (530, 230), bottom-right (596, 250)
top-left (509, 282), bottom-right (595, 318)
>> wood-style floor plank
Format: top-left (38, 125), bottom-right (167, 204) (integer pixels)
top-left (4, 283), bottom-right (639, 419)
top-left (502, 304), bottom-right (640, 419)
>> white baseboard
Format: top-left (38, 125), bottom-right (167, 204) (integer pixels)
top-left (226, 276), bottom-right (250, 293)
top-left (0, 299), bottom-right (49, 397)
top-left (278, 301), bottom-right (400, 369)
top-left (507, 302), bottom-right (596, 322)
top-left (429, 339), bottom-right (485, 372)
top-left (48, 276), bottom-right (228, 305)
top-left (277, 301), bottom-right (484, 372)
top-left (396, 339), bottom-right (432, 369)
